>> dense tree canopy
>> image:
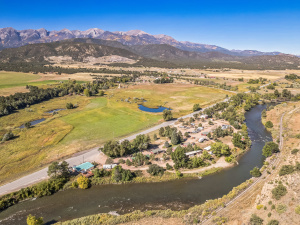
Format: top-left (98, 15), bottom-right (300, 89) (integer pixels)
top-left (262, 142), bottom-right (279, 157)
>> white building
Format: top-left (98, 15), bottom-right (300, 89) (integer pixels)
top-left (103, 164), bottom-right (117, 169)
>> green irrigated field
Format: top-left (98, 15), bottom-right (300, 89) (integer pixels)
top-left (60, 98), bottom-right (161, 144)
top-left (0, 72), bottom-right (41, 89)
top-left (0, 83), bottom-right (233, 183)
top-left (110, 83), bottom-right (233, 116)
top-left (0, 71), bottom-right (65, 96)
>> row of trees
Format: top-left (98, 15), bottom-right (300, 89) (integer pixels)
top-left (262, 89), bottom-right (298, 101)
top-left (100, 134), bottom-right (151, 157)
top-left (0, 80), bottom-right (106, 117)
top-left (153, 77), bottom-right (174, 84)
top-left (248, 78), bottom-right (267, 84)
top-left (193, 79), bottom-right (238, 91)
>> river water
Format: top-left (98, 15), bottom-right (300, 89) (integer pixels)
top-left (0, 104), bottom-right (272, 225)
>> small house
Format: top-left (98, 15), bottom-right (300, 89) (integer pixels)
top-left (73, 162), bottom-right (94, 173)
top-left (200, 115), bottom-right (208, 119)
top-left (222, 125), bottom-right (231, 130)
top-left (185, 150), bottom-right (202, 158)
top-left (103, 164), bottom-right (117, 169)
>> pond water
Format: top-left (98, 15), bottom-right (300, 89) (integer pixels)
top-left (18, 118), bottom-right (46, 129)
top-left (46, 109), bottom-right (65, 113)
top-left (0, 104), bottom-right (272, 225)
top-left (138, 105), bottom-right (171, 113)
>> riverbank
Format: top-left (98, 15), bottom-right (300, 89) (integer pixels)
top-left (0, 103), bottom-right (271, 225)
top-left (53, 179), bottom-right (254, 225)
top-left (208, 102), bottom-right (300, 224)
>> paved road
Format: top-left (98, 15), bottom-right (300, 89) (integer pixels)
top-left (0, 98), bottom-right (228, 196)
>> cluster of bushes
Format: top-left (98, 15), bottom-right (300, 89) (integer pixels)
top-left (212, 126), bottom-right (233, 139)
top-left (250, 167), bottom-right (262, 177)
top-left (265, 121), bottom-right (274, 128)
top-left (285, 73), bottom-right (300, 81)
top-left (262, 142), bottom-right (279, 157)
top-left (130, 152), bottom-right (151, 166)
top-left (279, 162), bottom-right (300, 176)
top-left (153, 77), bottom-right (174, 84)
top-left (1, 131), bottom-right (14, 142)
top-left (159, 126), bottom-right (184, 145)
top-left (267, 84), bottom-right (275, 90)
top-left (147, 164), bottom-right (164, 176)
top-left (163, 109), bottom-right (173, 121)
top-left (272, 183), bottom-right (287, 200)
top-left (193, 79), bottom-right (238, 91)
top-left (111, 165), bottom-right (133, 182)
top-left (262, 89), bottom-right (297, 101)
top-left (232, 133), bottom-right (251, 150)
top-left (192, 103), bottom-right (201, 112)
top-left (248, 78), bottom-right (267, 84)
top-left (0, 177), bottom-right (69, 211)
top-left (211, 142), bottom-right (231, 157)
top-left (100, 134), bottom-right (151, 157)
top-left (171, 145), bottom-right (211, 170)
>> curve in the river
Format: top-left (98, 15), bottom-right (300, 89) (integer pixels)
top-left (0, 104), bottom-right (272, 225)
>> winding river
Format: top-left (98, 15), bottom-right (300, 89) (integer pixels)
top-left (0, 104), bottom-right (272, 225)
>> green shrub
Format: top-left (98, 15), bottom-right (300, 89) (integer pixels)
top-left (118, 159), bottom-right (125, 164)
top-left (291, 149), bottom-right (299, 154)
top-left (295, 205), bottom-right (300, 215)
top-left (267, 220), bottom-right (279, 225)
top-left (166, 163), bottom-right (173, 170)
top-left (279, 165), bottom-right (294, 176)
top-left (66, 102), bottom-right (74, 109)
top-left (176, 170), bottom-right (183, 178)
top-left (295, 162), bottom-right (300, 171)
top-left (267, 212), bottom-right (272, 217)
top-left (276, 204), bottom-right (287, 214)
top-left (147, 164), bottom-right (164, 176)
top-left (272, 184), bottom-right (287, 200)
top-left (250, 167), bottom-right (262, 177)
top-left (265, 121), bottom-right (274, 128)
top-left (2, 131), bottom-right (14, 142)
top-left (249, 214), bottom-right (263, 225)
top-left (262, 142), bottom-right (279, 157)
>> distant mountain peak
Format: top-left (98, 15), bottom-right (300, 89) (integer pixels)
top-left (0, 26), bottom-right (288, 57)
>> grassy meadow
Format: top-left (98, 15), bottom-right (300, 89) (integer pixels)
top-left (111, 84), bottom-right (233, 116)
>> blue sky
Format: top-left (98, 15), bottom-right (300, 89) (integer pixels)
top-left (1, 0), bottom-right (300, 54)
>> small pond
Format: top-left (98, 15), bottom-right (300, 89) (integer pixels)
top-left (46, 109), bottom-right (65, 113)
top-left (138, 105), bottom-right (171, 113)
top-left (19, 118), bottom-right (46, 128)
